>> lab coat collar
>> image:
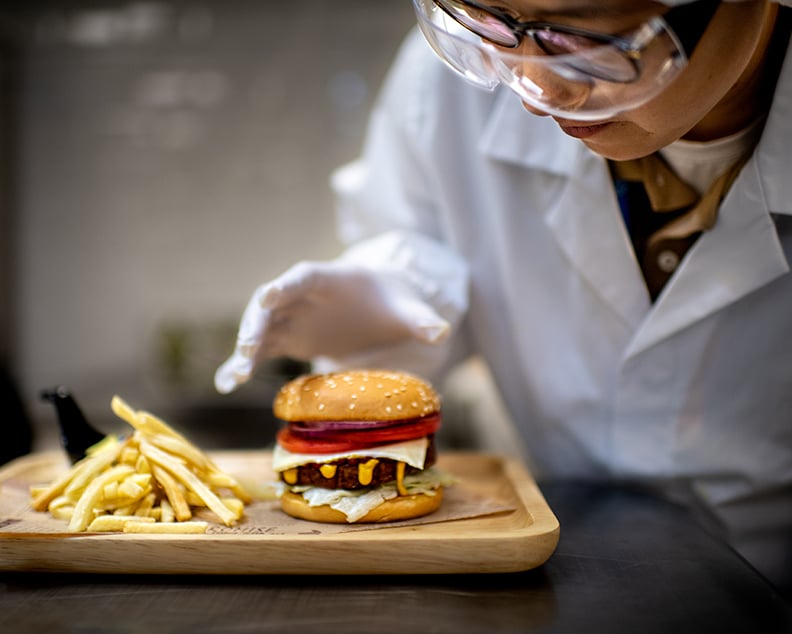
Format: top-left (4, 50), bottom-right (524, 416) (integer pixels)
top-left (752, 45), bottom-right (792, 217)
top-left (625, 159), bottom-right (789, 357)
top-left (625, 46), bottom-right (792, 357)
top-left (480, 92), bottom-right (651, 329)
top-left (479, 86), bottom-right (792, 357)
top-left (478, 89), bottom-right (586, 177)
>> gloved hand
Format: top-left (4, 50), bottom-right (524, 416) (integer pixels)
top-left (214, 259), bottom-right (451, 394)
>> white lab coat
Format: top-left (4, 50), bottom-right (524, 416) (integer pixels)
top-left (331, 29), bottom-right (792, 582)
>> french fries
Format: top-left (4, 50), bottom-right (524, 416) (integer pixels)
top-left (31, 396), bottom-right (251, 533)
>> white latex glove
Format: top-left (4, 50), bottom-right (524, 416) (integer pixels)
top-left (214, 259), bottom-right (451, 394)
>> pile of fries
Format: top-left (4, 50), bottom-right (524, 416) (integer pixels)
top-left (30, 396), bottom-right (251, 534)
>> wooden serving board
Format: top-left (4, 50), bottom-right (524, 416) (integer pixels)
top-left (0, 450), bottom-right (559, 575)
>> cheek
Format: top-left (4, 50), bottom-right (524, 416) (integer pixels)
top-left (580, 74), bottom-right (719, 160)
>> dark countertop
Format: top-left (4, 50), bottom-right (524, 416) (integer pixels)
top-left (1, 481), bottom-right (790, 634)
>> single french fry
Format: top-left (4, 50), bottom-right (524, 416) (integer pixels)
top-left (137, 410), bottom-right (191, 444)
top-left (48, 495), bottom-right (72, 512)
top-left (29, 485), bottom-right (47, 498)
top-left (221, 497), bottom-right (244, 520)
top-left (135, 454), bottom-right (151, 474)
top-left (119, 446), bottom-right (140, 466)
top-left (103, 482), bottom-right (119, 499)
top-left (110, 395), bottom-right (140, 429)
top-left (207, 470), bottom-right (252, 504)
top-left (85, 435), bottom-right (120, 457)
top-left (134, 492), bottom-right (156, 517)
top-left (185, 491), bottom-right (204, 507)
top-left (69, 464), bottom-right (135, 532)
top-left (123, 521), bottom-right (208, 534)
top-left (148, 434), bottom-right (209, 471)
top-left (51, 506), bottom-right (74, 521)
top-left (151, 464), bottom-right (192, 521)
top-left (141, 441), bottom-right (237, 526)
top-left (87, 515), bottom-right (155, 532)
top-left (159, 499), bottom-right (175, 523)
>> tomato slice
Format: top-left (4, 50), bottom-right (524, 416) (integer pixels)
top-left (277, 414), bottom-right (441, 454)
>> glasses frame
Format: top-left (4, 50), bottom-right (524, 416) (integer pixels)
top-left (431, 0), bottom-right (721, 84)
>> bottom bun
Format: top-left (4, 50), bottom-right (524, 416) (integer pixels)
top-left (280, 488), bottom-right (444, 524)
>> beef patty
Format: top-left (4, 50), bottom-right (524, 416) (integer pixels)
top-left (281, 435), bottom-right (437, 490)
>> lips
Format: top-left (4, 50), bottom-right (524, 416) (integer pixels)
top-left (556, 120), bottom-right (613, 139)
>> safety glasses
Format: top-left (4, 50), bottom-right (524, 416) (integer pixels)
top-left (412, 0), bottom-right (721, 120)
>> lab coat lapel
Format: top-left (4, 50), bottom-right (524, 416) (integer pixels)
top-left (624, 157), bottom-right (790, 358)
top-left (624, 46), bottom-right (792, 359)
top-left (542, 155), bottom-right (650, 329)
top-left (479, 92), bottom-right (649, 329)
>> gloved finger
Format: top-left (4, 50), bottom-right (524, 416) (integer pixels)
top-left (214, 350), bottom-right (255, 394)
top-left (235, 288), bottom-right (275, 349)
top-left (215, 283), bottom-right (278, 394)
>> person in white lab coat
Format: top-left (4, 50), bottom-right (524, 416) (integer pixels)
top-left (217, 0), bottom-right (792, 589)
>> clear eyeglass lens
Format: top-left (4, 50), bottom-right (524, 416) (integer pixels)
top-left (438, 2), bottom-right (638, 83)
top-left (441, 1), bottom-right (519, 46)
top-left (534, 32), bottom-right (638, 82)
top-left (535, 30), bottom-right (604, 55)
top-left (416, 0), bottom-right (686, 120)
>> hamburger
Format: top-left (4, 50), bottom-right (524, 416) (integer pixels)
top-left (272, 369), bottom-right (447, 523)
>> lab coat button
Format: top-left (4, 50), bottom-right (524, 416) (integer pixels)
top-left (657, 250), bottom-right (680, 273)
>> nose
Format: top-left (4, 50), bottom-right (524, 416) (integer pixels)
top-left (502, 39), bottom-right (593, 116)
top-left (521, 99), bottom-right (551, 117)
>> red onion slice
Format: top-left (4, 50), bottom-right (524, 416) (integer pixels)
top-left (288, 413), bottom-right (440, 438)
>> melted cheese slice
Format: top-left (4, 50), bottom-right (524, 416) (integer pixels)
top-left (272, 437), bottom-right (429, 472)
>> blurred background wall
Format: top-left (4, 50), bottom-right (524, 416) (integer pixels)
top-left (0, 0), bottom-right (524, 462)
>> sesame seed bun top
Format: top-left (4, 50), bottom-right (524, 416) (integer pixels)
top-left (273, 369), bottom-right (441, 422)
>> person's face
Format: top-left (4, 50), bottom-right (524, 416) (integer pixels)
top-left (506, 0), bottom-right (775, 159)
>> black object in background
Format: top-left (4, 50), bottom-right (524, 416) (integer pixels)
top-left (0, 367), bottom-right (32, 465)
top-left (40, 386), bottom-right (105, 463)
